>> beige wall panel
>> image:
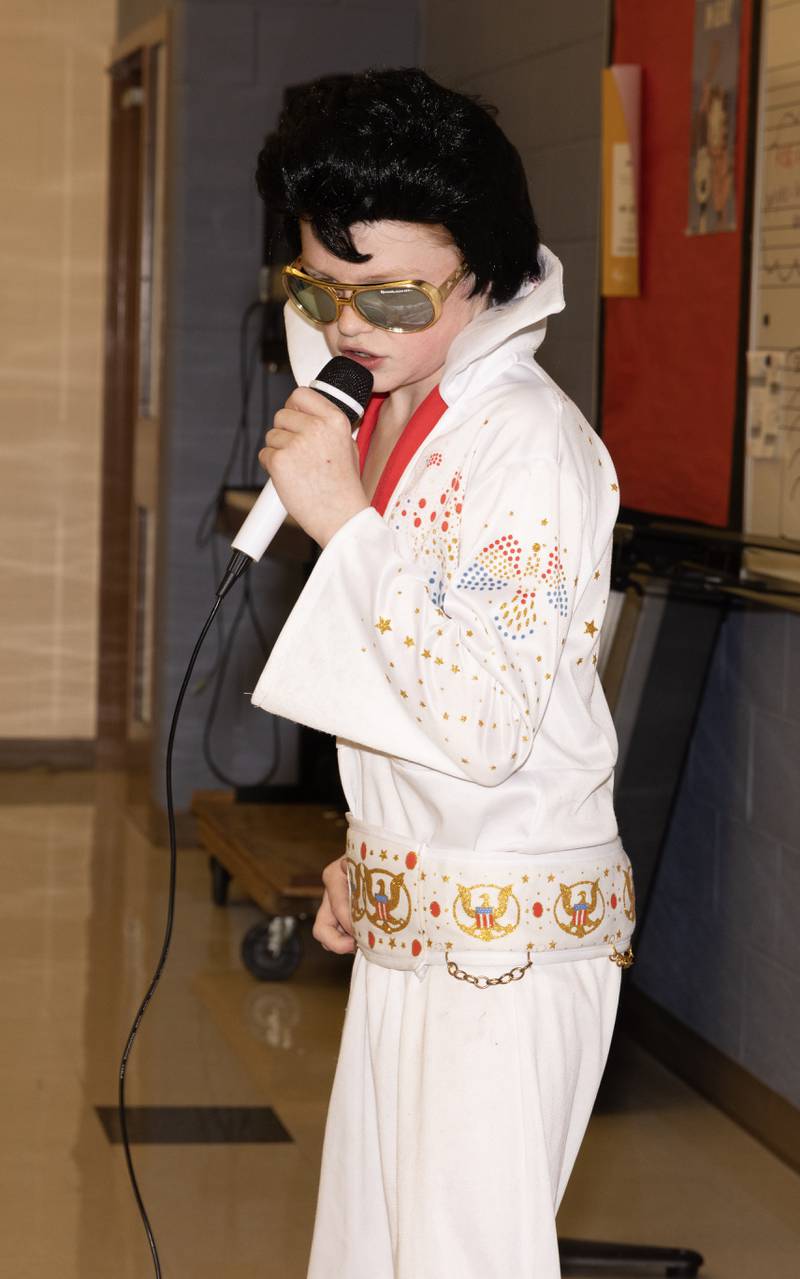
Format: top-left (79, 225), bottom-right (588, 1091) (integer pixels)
top-left (0, 0), bottom-right (115, 739)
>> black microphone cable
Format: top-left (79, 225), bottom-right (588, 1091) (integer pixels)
top-left (117, 301), bottom-right (268, 1275)
top-left (118, 581), bottom-right (227, 1278)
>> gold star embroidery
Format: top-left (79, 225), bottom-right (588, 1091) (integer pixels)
top-left (443, 711), bottom-right (449, 719)
top-left (522, 874), bottom-right (529, 883)
top-left (584, 619), bottom-right (598, 637)
top-left (422, 649), bottom-right (431, 658)
top-left (389, 938), bottom-right (396, 949)
top-left (576, 657), bottom-right (583, 665)
top-left (541, 518), bottom-right (548, 525)
top-left (404, 635), bottom-right (415, 647)
top-left (592, 653), bottom-right (597, 665)
top-left (451, 664), bottom-right (460, 673)
top-left (466, 629), bottom-right (473, 636)
top-left (442, 874), bottom-right (450, 882)
top-left (400, 690), bottom-right (408, 698)
top-left (435, 656), bottom-right (444, 665)
top-left (375, 617), bottom-right (392, 633)
top-left (594, 569), bottom-right (600, 579)
top-left (548, 940), bottom-right (557, 950)
top-left (547, 873), bottom-right (555, 883)
top-left (460, 714), bottom-right (467, 722)
top-left (611, 483), bottom-right (618, 491)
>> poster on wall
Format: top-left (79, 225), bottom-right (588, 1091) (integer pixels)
top-left (601, 65), bottom-right (642, 296)
top-left (687, 0), bottom-right (741, 235)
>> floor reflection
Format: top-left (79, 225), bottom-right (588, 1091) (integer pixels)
top-left (0, 768), bottom-right (797, 1278)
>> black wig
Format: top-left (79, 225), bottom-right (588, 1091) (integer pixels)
top-left (256, 67), bottom-right (542, 306)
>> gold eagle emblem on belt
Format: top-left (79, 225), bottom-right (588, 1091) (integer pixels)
top-left (554, 878), bottom-right (605, 938)
top-left (453, 882), bottom-right (521, 941)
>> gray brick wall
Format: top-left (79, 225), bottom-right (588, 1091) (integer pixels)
top-left (422, 0), bottom-right (611, 422)
top-left (633, 607), bottom-right (800, 1108)
top-left (114, 0), bottom-right (419, 811)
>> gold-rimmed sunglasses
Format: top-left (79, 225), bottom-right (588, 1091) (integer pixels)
top-left (281, 257), bottom-right (470, 333)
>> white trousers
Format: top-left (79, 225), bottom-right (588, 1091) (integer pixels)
top-left (306, 948), bottom-right (622, 1279)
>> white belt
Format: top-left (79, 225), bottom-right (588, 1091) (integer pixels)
top-left (344, 813), bottom-right (636, 986)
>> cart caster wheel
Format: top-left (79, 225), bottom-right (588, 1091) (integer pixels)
top-left (241, 916), bottom-right (303, 981)
top-left (209, 856), bottom-right (232, 907)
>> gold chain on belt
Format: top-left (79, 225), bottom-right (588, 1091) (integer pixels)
top-left (445, 944), bottom-right (534, 988)
top-left (444, 941), bottom-right (635, 988)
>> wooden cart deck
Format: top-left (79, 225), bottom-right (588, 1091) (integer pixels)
top-left (191, 789), bottom-right (348, 914)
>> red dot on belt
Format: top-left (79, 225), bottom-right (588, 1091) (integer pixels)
top-left (360, 841), bottom-right (367, 860)
top-left (430, 900), bottom-right (441, 917)
top-left (368, 931), bottom-right (375, 948)
top-left (406, 851), bottom-right (417, 869)
top-left (411, 939), bottom-right (422, 956)
top-left (532, 901), bottom-right (543, 918)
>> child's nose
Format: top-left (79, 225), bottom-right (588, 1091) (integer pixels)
top-left (335, 297), bottom-right (377, 341)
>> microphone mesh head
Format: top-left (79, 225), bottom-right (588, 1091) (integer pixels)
top-left (317, 356), bottom-right (374, 410)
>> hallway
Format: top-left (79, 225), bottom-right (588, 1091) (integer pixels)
top-left (2, 769), bottom-right (798, 1278)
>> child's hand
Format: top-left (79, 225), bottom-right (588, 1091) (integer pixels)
top-left (258, 386), bottom-right (369, 548)
top-left (313, 855), bottom-right (356, 954)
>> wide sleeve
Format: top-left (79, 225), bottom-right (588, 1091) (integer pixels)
top-left (250, 432), bottom-right (586, 786)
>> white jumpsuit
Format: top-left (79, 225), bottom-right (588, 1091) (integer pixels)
top-left (250, 244), bottom-right (635, 1277)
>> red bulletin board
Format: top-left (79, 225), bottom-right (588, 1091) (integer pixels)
top-left (601, 0), bottom-right (756, 527)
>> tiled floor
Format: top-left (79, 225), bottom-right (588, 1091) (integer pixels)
top-left (1, 768), bottom-right (798, 1278)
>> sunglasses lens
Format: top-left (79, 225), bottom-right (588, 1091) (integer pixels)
top-left (286, 276), bottom-right (338, 324)
top-left (356, 286), bottom-right (435, 332)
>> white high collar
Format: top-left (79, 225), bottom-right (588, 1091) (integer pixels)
top-left (283, 241), bottom-right (566, 406)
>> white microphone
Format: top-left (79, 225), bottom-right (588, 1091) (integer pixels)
top-left (215, 357), bottom-right (374, 598)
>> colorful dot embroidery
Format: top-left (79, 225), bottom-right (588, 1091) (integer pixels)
top-left (542, 542), bottom-right (569, 617)
top-left (390, 468), bottom-right (464, 576)
top-left (427, 571), bottom-right (446, 609)
top-left (455, 535), bottom-right (544, 640)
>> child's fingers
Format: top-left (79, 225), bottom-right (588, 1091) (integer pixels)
top-left (312, 887), bottom-right (356, 954)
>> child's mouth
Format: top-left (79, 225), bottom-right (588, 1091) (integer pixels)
top-left (342, 348), bottom-right (384, 368)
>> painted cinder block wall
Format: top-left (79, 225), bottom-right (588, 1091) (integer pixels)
top-left (115, 0), bottom-right (419, 813)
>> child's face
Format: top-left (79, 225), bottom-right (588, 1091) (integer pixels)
top-left (298, 218), bottom-right (489, 395)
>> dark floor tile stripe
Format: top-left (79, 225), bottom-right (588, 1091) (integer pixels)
top-left (95, 1105), bottom-right (294, 1145)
